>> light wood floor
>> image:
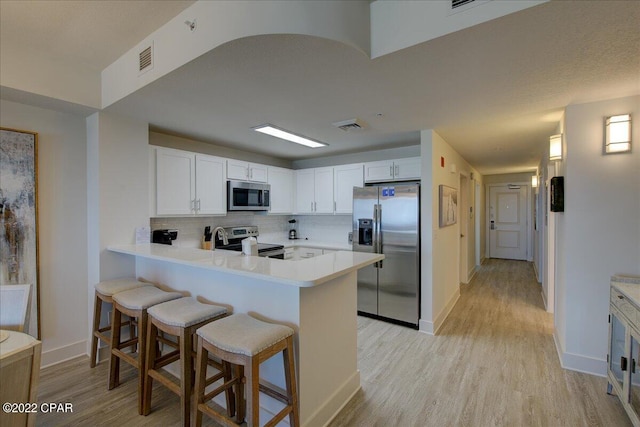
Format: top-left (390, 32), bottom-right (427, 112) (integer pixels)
top-left (35, 259), bottom-right (629, 426)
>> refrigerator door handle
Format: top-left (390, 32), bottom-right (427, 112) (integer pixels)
top-left (373, 204), bottom-right (380, 268)
top-left (377, 203), bottom-right (383, 268)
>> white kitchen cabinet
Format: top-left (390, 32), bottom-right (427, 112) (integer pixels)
top-left (295, 167), bottom-right (334, 214)
top-left (268, 166), bottom-right (294, 214)
top-left (227, 160), bottom-right (268, 183)
top-left (154, 147), bottom-right (226, 216)
top-left (608, 276), bottom-right (640, 427)
top-left (333, 163), bottom-right (363, 214)
top-left (364, 157), bottom-right (421, 183)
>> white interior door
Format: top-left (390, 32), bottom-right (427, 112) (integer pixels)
top-left (489, 184), bottom-right (527, 260)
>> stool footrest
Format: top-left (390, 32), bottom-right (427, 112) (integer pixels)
top-left (203, 376), bottom-right (241, 402)
top-left (259, 382), bottom-right (290, 405)
top-left (265, 406), bottom-right (293, 427)
top-left (148, 369), bottom-right (181, 395)
top-left (112, 348), bottom-right (138, 367)
top-left (153, 350), bottom-right (180, 369)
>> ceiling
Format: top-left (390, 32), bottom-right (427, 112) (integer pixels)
top-left (2, 1), bottom-right (639, 175)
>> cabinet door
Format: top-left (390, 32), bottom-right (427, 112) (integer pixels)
top-left (156, 148), bottom-right (195, 215)
top-left (334, 164), bottom-right (363, 214)
top-left (268, 167), bottom-right (294, 214)
top-left (631, 334), bottom-right (640, 413)
top-left (314, 167), bottom-right (334, 213)
top-left (364, 160), bottom-right (394, 183)
top-left (248, 163), bottom-right (268, 183)
top-left (227, 160), bottom-right (249, 181)
top-left (394, 157), bottom-right (421, 180)
top-left (195, 155), bottom-right (226, 215)
top-left (295, 169), bottom-right (315, 214)
top-left (610, 311), bottom-right (627, 393)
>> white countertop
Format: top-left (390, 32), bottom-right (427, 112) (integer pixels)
top-left (108, 244), bottom-right (382, 288)
top-left (612, 275), bottom-right (640, 306)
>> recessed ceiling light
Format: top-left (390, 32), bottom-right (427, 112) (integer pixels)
top-left (252, 124), bottom-right (327, 148)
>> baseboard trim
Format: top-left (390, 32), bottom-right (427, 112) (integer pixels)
top-left (419, 288), bottom-right (461, 336)
top-left (553, 329), bottom-right (606, 377)
top-left (41, 340), bottom-right (87, 369)
top-left (303, 370), bottom-right (361, 427)
top-left (533, 262), bottom-right (541, 283)
top-left (541, 289), bottom-right (548, 312)
top-left (467, 265), bottom-right (479, 283)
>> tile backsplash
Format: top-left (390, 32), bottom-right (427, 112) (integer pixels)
top-left (150, 213), bottom-right (353, 248)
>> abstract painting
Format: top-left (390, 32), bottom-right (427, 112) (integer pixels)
top-left (0, 127), bottom-right (40, 338)
top-left (439, 185), bottom-right (458, 228)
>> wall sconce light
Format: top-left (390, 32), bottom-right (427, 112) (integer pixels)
top-left (605, 114), bottom-right (632, 154)
top-left (549, 134), bottom-right (563, 161)
top-left (531, 175), bottom-right (538, 188)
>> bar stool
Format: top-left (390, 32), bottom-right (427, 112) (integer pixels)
top-left (109, 286), bottom-right (182, 414)
top-left (193, 313), bottom-right (300, 427)
top-left (142, 297), bottom-right (229, 426)
top-left (90, 278), bottom-right (152, 368)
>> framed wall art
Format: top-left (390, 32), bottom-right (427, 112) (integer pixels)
top-left (439, 184), bottom-right (458, 228)
top-left (0, 127), bottom-right (40, 338)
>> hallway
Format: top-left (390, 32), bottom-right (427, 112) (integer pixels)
top-left (330, 259), bottom-right (629, 426)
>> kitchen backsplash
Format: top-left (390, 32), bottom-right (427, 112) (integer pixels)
top-left (150, 213), bottom-right (352, 248)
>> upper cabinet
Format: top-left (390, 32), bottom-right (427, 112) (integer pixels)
top-left (268, 166), bottom-right (294, 214)
top-left (227, 160), bottom-right (268, 183)
top-left (295, 167), bottom-right (334, 214)
top-left (334, 163), bottom-right (364, 214)
top-left (152, 147), bottom-right (226, 216)
top-left (364, 157), bottom-right (421, 183)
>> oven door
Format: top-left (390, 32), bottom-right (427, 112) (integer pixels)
top-left (227, 181), bottom-right (270, 211)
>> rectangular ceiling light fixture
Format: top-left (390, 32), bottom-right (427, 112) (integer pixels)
top-left (252, 124), bottom-right (328, 148)
top-left (605, 114), bottom-right (632, 154)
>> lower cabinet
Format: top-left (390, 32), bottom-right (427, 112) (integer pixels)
top-left (608, 277), bottom-right (640, 427)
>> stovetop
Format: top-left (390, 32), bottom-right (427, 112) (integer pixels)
top-left (213, 225), bottom-right (283, 253)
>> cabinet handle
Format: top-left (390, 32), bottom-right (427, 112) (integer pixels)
top-left (314, 201), bottom-right (317, 211)
top-left (395, 165), bottom-right (399, 176)
top-left (334, 201), bottom-right (336, 211)
top-left (389, 165), bottom-right (393, 177)
top-left (191, 199), bottom-right (195, 212)
top-left (634, 359), bottom-right (637, 374)
top-left (197, 199), bottom-right (201, 212)
top-left (618, 295), bottom-right (624, 299)
top-left (249, 168), bottom-right (253, 179)
top-left (622, 356), bottom-right (628, 371)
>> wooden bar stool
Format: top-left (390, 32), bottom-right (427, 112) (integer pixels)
top-left (142, 296), bottom-right (229, 426)
top-left (193, 313), bottom-right (300, 427)
top-left (109, 286), bottom-right (182, 414)
top-left (90, 278), bottom-right (151, 368)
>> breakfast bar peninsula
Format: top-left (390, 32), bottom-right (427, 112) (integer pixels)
top-left (108, 243), bottom-right (383, 427)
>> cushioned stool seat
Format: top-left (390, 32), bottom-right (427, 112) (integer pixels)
top-left (90, 278), bottom-right (152, 368)
top-left (193, 313), bottom-right (299, 427)
top-left (143, 297), bottom-right (229, 426)
top-left (109, 286), bottom-right (182, 414)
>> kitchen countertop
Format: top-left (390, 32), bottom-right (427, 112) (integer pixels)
top-left (612, 275), bottom-right (640, 307)
top-left (108, 243), bottom-right (382, 288)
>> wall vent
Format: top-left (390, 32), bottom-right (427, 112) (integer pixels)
top-left (138, 43), bottom-right (153, 74)
top-left (332, 118), bottom-right (367, 132)
top-left (450, 0), bottom-right (491, 15)
top-left (452, 0), bottom-right (475, 9)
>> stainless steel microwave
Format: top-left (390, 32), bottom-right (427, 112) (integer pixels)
top-left (227, 180), bottom-right (270, 211)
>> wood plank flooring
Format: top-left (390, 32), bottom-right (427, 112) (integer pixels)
top-left (34, 259), bottom-right (629, 426)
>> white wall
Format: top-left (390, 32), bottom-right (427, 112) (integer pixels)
top-left (555, 95), bottom-right (640, 375)
top-left (292, 145), bottom-right (420, 169)
top-left (87, 112), bottom-right (150, 357)
top-left (420, 130), bottom-right (483, 334)
top-left (1, 99), bottom-right (88, 366)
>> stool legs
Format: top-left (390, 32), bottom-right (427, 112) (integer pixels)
top-left (193, 334), bottom-right (299, 427)
top-left (109, 304), bottom-right (148, 415)
top-left (90, 293), bottom-right (104, 368)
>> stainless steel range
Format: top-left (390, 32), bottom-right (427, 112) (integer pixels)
top-left (213, 226), bottom-right (284, 259)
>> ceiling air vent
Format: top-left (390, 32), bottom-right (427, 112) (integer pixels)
top-left (138, 43), bottom-right (153, 75)
top-left (452, 0), bottom-right (476, 9)
top-left (332, 118), bottom-right (367, 132)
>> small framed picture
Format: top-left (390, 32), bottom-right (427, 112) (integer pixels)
top-left (439, 185), bottom-right (458, 228)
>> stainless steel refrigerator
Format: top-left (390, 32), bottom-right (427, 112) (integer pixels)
top-left (352, 183), bottom-right (420, 328)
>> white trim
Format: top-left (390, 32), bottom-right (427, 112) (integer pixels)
top-left (41, 340), bottom-right (88, 369)
top-left (304, 370), bottom-right (361, 427)
top-left (420, 288), bottom-right (461, 335)
top-left (553, 329), bottom-right (606, 377)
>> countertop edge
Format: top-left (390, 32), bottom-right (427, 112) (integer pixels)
top-left (108, 244), bottom-right (383, 288)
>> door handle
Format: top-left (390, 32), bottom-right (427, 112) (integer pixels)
top-left (622, 356), bottom-right (628, 371)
